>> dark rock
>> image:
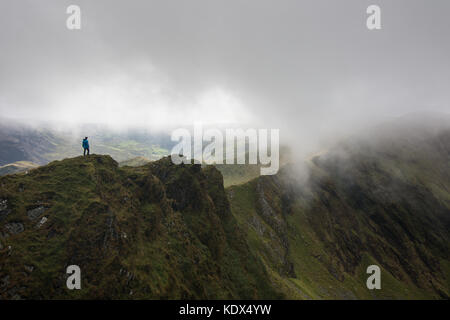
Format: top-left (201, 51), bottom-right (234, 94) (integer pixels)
top-left (0, 199), bottom-right (7, 211)
top-left (0, 275), bottom-right (10, 288)
top-left (27, 206), bottom-right (46, 220)
top-left (0, 199), bottom-right (10, 221)
top-left (4, 223), bottom-right (24, 235)
top-left (24, 265), bottom-right (34, 273)
top-left (7, 287), bottom-right (22, 300)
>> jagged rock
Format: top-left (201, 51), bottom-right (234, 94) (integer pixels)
top-left (0, 275), bottom-right (10, 288)
top-left (0, 199), bottom-right (10, 221)
top-left (337, 289), bottom-right (357, 300)
top-left (256, 180), bottom-right (286, 235)
top-left (36, 217), bottom-right (48, 228)
top-left (27, 206), bottom-right (46, 220)
top-left (0, 199), bottom-right (7, 211)
top-left (250, 214), bottom-right (265, 235)
top-left (24, 265), bottom-right (34, 273)
top-left (103, 214), bottom-right (118, 249)
top-left (4, 222), bottom-right (24, 235)
top-left (7, 287), bottom-right (22, 300)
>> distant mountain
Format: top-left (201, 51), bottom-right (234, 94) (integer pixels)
top-left (0, 161), bottom-right (39, 176)
top-left (0, 123), bottom-right (62, 166)
top-left (0, 119), bottom-right (296, 187)
top-left (119, 156), bottom-right (152, 167)
top-left (215, 145), bottom-right (292, 187)
top-left (0, 119), bottom-right (172, 166)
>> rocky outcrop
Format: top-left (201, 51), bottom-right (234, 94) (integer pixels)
top-left (4, 223), bottom-right (24, 236)
top-left (0, 155), bottom-right (279, 299)
top-left (0, 199), bottom-right (10, 222)
top-left (27, 206), bottom-right (45, 220)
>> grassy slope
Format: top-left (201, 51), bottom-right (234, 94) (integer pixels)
top-left (215, 145), bottom-right (292, 188)
top-left (215, 164), bottom-right (261, 188)
top-left (227, 130), bottom-right (450, 299)
top-left (0, 155), bottom-right (279, 299)
top-left (0, 127), bottom-right (448, 299)
top-left (118, 156), bottom-right (152, 167)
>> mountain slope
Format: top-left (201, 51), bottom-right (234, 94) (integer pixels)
top-left (0, 155), bottom-right (279, 299)
top-left (228, 127), bottom-right (450, 299)
top-left (0, 124), bottom-right (62, 166)
top-left (118, 156), bottom-right (152, 167)
top-left (0, 119), bottom-right (290, 187)
top-left (0, 120), bottom-right (449, 299)
top-left (0, 161), bottom-right (39, 176)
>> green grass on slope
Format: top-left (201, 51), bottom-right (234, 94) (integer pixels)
top-left (0, 154), bottom-right (280, 299)
top-left (118, 156), bottom-right (152, 167)
top-left (228, 178), bottom-right (446, 299)
top-left (227, 135), bottom-right (450, 300)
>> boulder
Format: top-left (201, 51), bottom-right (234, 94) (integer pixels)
top-left (4, 223), bottom-right (24, 235)
top-left (27, 206), bottom-right (46, 220)
top-left (0, 199), bottom-right (10, 221)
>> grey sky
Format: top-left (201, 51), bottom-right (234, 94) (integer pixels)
top-left (0, 0), bottom-right (449, 143)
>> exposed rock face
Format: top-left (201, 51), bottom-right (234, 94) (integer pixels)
top-left (36, 217), bottom-right (48, 228)
top-left (255, 178), bottom-right (295, 278)
top-left (27, 206), bottom-right (45, 220)
top-left (0, 275), bottom-right (10, 289)
top-left (24, 265), bottom-right (34, 273)
top-left (0, 199), bottom-right (7, 212)
top-left (0, 125), bottom-right (449, 300)
top-left (4, 223), bottom-right (24, 235)
top-left (227, 128), bottom-right (450, 299)
top-left (0, 199), bottom-right (10, 221)
top-left (0, 155), bottom-right (278, 300)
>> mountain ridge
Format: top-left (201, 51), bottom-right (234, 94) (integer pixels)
top-left (0, 117), bottom-right (449, 299)
top-left (0, 154), bottom-right (279, 299)
top-left (227, 127), bottom-right (450, 299)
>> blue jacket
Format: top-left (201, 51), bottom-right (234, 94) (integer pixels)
top-left (82, 139), bottom-right (89, 149)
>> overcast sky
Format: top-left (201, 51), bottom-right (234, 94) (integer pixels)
top-left (0, 0), bottom-right (449, 144)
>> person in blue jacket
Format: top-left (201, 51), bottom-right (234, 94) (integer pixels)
top-left (82, 137), bottom-right (90, 156)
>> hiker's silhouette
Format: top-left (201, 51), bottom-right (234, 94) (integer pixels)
top-left (82, 137), bottom-right (90, 156)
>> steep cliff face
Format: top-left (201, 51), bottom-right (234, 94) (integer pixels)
top-left (228, 129), bottom-right (450, 299)
top-left (0, 155), bottom-right (279, 299)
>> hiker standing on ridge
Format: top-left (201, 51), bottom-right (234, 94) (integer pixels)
top-left (82, 137), bottom-right (90, 156)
